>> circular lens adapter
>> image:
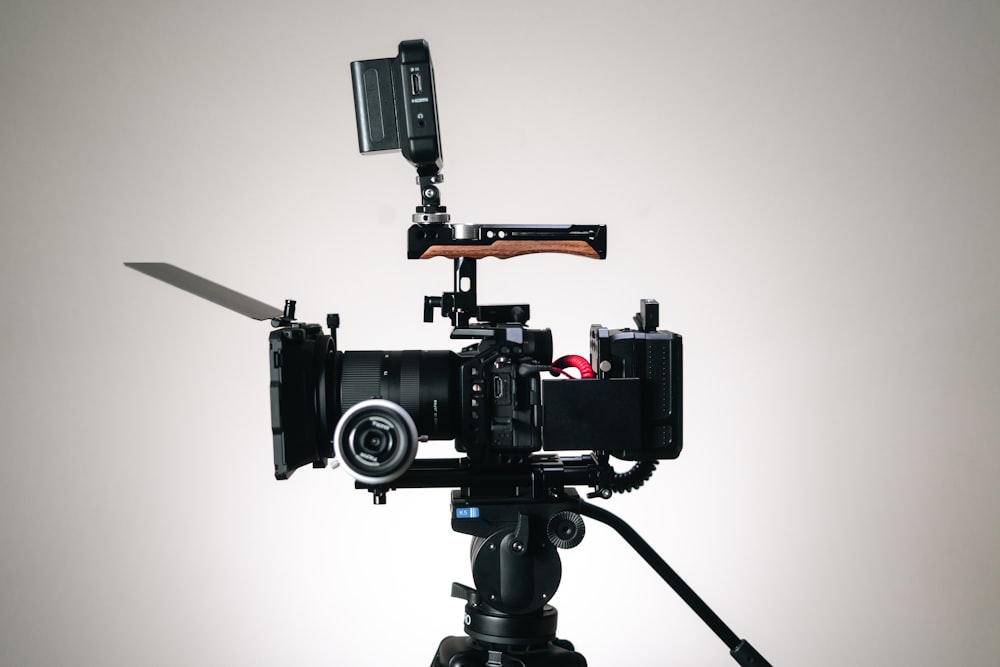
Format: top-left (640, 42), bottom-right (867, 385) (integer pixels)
top-left (333, 399), bottom-right (419, 485)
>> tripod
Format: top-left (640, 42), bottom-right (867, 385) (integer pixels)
top-left (427, 489), bottom-right (771, 667)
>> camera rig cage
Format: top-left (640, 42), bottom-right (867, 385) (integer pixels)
top-left (126, 39), bottom-right (771, 667)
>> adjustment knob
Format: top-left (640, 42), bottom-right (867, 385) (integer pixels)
top-left (547, 511), bottom-right (585, 549)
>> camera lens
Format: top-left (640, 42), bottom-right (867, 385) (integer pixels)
top-left (340, 350), bottom-right (459, 440)
top-left (334, 399), bottom-right (418, 485)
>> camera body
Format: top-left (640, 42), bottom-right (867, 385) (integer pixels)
top-left (452, 325), bottom-right (553, 464)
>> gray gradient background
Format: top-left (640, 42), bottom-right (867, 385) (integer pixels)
top-left (1, 2), bottom-right (998, 665)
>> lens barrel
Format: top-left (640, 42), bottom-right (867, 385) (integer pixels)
top-left (340, 350), bottom-right (458, 440)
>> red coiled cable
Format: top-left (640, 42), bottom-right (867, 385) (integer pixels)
top-left (551, 354), bottom-right (595, 379)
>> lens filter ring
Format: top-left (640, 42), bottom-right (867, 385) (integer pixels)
top-left (333, 399), bottom-right (418, 485)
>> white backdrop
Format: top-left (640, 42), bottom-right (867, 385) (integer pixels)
top-left (2, 2), bottom-right (998, 665)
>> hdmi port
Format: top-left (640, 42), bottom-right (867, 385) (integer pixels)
top-left (410, 71), bottom-right (423, 95)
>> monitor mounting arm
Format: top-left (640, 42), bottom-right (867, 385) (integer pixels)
top-left (415, 172), bottom-right (450, 224)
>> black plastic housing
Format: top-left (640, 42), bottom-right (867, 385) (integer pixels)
top-left (269, 325), bottom-right (335, 479)
top-left (350, 39), bottom-right (443, 176)
top-left (541, 378), bottom-right (641, 454)
top-left (589, 324), bottom-right (683, 461)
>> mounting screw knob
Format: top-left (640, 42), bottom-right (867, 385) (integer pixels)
top-left (546, 511), bottom-right (585, 549)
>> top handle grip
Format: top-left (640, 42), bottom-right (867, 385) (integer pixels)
top-left (419, 239), bottom-right (601, 260)
top-left (408, 223), bottom-right (607, 260)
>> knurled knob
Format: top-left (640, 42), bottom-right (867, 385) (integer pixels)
top-left (546, 511), bottom-right (585, 549)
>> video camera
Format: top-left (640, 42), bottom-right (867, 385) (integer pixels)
top-left (124, 40), bottom-right (776, 667)
top-left (268, 39), bottom-right (682, 499)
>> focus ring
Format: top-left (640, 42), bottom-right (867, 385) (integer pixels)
top-left (340, 351), bottom-right (383, 408)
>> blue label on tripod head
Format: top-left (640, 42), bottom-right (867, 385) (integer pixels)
top-left (454, 507), bottom-right (480, 519)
